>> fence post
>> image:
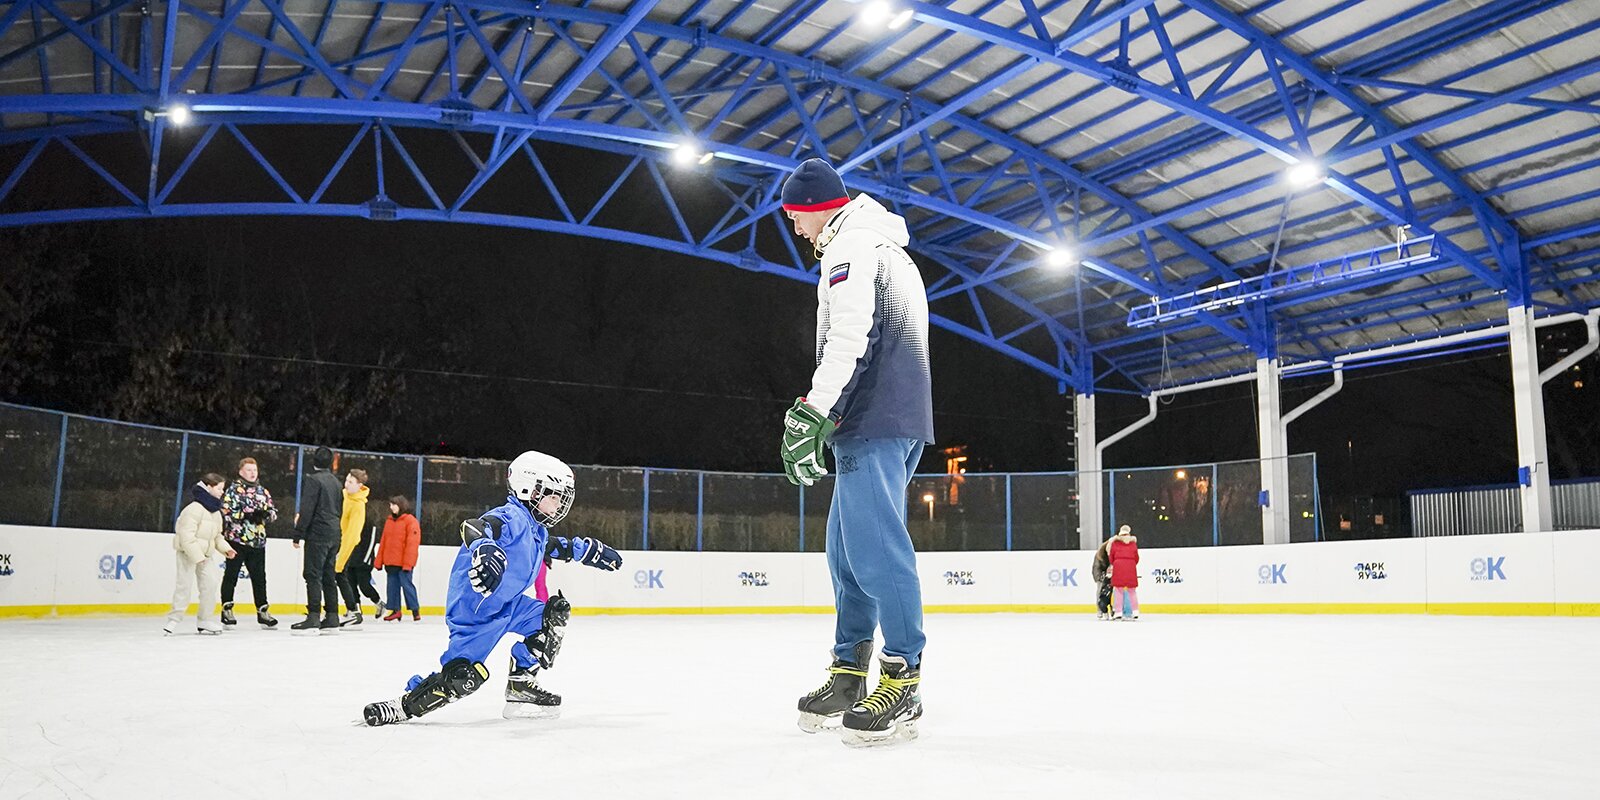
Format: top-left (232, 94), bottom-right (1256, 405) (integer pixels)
top-left (1311, 453), bottom-right (1324, 541)
top-left (294, 447), bottom-right (305, 519)
top-left (414, 457), bottom-right (424, 525)
top-left (1005, 473), bottom-right (1013, 551)
top-left (50, 414), bottom-right (68, 526)
top-left (641, 469), bottom-right (651, 551)
top-left (1107, 468), bottom-right (1117, 539)
top-left (172, 431), bottom-right (190, 528)
top-left (696, 471), bottom-right (704, 552)
top-left (797, 483), bottom-right (805, 552)
top-left (1211, 463), bottom-right (1220, 547)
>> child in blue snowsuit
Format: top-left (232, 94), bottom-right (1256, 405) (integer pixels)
top-left (362, 451), bottom-right (621, 726)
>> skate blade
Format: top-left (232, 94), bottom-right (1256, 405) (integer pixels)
top-left (841, 720), bottom-right (919, 748)
top-left (797, 712), bottom-right (843, 734)
top-left (290, 628), bottom-right (322, 637)
top-left (502, 702), bottom-right (561, 721)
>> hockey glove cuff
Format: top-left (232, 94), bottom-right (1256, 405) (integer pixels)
top-left (576, 537), bottom-right (622, 571)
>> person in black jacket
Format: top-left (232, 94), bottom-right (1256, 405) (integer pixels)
top-left (291, 446), bottom-right (345, 634)
top-left (1093, 536), bottom-right (1114, 620)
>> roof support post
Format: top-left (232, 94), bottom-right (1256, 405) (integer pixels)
top-left (1507, 301), bottom-right (1553, 533)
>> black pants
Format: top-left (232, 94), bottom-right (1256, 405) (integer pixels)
top-left (338, 560), bottom-right (381, 611)
top-left (302, 539), bottom-right (340, 617)
top-left (221, 545), bottom-right (268, 608)
top-left (1096, 579), bottom-right (1112, 615)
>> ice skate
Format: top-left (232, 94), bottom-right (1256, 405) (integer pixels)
top-left (162, 620), bottom-right (177, 636)
top-left (320, 614), bottom-right (341, 634)
top-left (362, 697), bottom-right (409, 727)
top-left (502, 658), bottom-right (561, 720)
top-left (290, 616), bottom-right (322, 635)
top-left (840, 656), bottom-right (921, 748)
top-left (374, 601), bottom-right (386, 619)
top-left (340, 610), bottom-right (364, 629)
top-left (797, 640), bottom-right (873, 734)
top-left (221, 602), bottom-right (237, 627)
top-left (197, 626), bottom-right (222, 636)
top-left (257, 605), bottom-right (278, 629)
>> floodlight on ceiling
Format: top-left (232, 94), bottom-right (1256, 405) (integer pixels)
top-left (165, 104), bottom-right (191, 126)
top-left (1046, 247), bottom-right (1075, 268)
top-left (672, 141), bottom-right (703, 167)
top-left (1285, 160), bottom-right (1324, 188)
top-left (889, 8), bottom-right (914, 29)
top-left (859, 0), bottom-right (893, 28)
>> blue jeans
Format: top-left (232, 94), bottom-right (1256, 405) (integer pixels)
top-left (827, 437), bottom-right (926, 666)
top-left (385, 566), bottom-right (419, 613)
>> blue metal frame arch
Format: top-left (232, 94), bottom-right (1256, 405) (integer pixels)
top-left (1, 0), bottom-right (1597, 393)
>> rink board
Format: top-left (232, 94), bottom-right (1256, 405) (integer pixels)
top-left (1, 525), bottom-right (1598, 616)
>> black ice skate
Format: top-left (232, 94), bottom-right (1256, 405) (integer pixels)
top-left (503, 658), bottom-right (561, 720)
top-left (840, 655), bottom-right (921, 748)
top-left (341, 610), bottom-right (364, 629)
top-left (796, 640), bottom-right (873, 734)
top-left (320, 614), bottom-right (341, 633)
top-left (290, 616), bottom-right (321, 635)
top-left (256, 605), bottom-right (278, 629)
top-left (363, 698), bottom-right (409, 727)
top-left (221, 602), bottom-right (237, 627)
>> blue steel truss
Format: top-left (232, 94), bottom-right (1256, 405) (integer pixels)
top-left (1, 0), bottom-right (1598, 394)
top-left (1126, 234), bottom-right (1443, 327)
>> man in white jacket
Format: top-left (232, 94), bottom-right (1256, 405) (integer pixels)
top-left (166, 473), bottom-right (236, 635)
top-left (780, 158), bottom-right (932, 747)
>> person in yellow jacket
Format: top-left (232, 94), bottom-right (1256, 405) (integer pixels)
top-left (334, 469), bottom-right (377, 628)
top-left (165, 473), bottom-right (235, 636)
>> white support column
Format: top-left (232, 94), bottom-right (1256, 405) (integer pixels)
top-left (1507, 303), bottom-right (1553, 532)
top-left (1257, 358), bottom-right (1291, 544)
top-left (1075, 391), bottom-right (1101, 550)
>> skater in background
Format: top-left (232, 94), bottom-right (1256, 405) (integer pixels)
top-left (1093, 536), bottom-right (1113, 620)
top-left (165, 472), bottom-right (235, 636)
top-left (376, 495), bottom-right (421, 621)
top-left (335, 469), bottom-right (375, 627)
top-left (291, 446), bottom-right (344, 635)
top-left (1109, 525), bottom-right (1140, 621)
top-left (361, 451), bottom-right (622, 726)
top-left (779, 158), bottom-right (932, 747)
top-left (220, 457), bottom-right (278, 629)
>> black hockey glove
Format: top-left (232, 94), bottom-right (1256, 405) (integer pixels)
top-left (468, 540), bottom-right (507, 597)
top-left (577, 537), bottom-right (622, 571)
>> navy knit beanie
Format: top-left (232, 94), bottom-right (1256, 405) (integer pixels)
top-left (781, 158), bottom-right (849, 213)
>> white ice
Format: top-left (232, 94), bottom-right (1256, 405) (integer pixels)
top-left (1, 613), bottom-right (1595, 799)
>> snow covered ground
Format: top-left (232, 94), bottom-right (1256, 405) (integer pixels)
top-left (1, 612), bottom-right (1595, 799)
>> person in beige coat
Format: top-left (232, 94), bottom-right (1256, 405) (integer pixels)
top-left (165, 473), bottom-right (236, 635)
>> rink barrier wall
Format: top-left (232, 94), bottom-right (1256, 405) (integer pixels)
top-left (1, 526), bottom-right (1598, 618)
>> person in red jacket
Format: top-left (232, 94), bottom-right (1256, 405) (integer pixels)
top-left (1108, 525), bottom-right (1140, 621)
top-left (375, 495), bottom-right (422, 621)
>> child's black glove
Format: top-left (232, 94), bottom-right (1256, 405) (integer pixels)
top-left (577, 537), bottom-right (622, 571)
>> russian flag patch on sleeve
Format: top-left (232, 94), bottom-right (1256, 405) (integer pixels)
top-left (828, 262), bottom-right (850, 286)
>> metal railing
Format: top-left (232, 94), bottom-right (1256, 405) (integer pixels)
top-left (0, 401), bottom-right (1321, 551)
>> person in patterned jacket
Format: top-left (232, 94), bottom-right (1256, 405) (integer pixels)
top-left (220, 456), bottom-right (279, 629)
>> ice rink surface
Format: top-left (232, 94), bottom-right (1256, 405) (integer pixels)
top-left (1, 612), bottom-right (1595, 799)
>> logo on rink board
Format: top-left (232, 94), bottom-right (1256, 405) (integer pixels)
top-left (737, 571), bottom-right (769, 587)
top-left (1047, 568), bottom-right (1078, 588)
top-left (1257, 563), bottom-right (1287, 584)
top-left (98, 554), bottom-right (134, 581)
top-left (633, 569), bottom-right (664, 589)
top-left (0, 553), bottom-right (13, 577)
top-left (943, 570), bottom-right (975, 586)
top-left (1354, 562), bottom-right (1387, 580)
top-left (1470, 557), bottom-right (1507, 581)
top-left (1151, 568), bottom-right (1183, 585)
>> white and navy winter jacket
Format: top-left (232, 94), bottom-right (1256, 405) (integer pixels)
top-left (807, 194), bottom-right (934, 444)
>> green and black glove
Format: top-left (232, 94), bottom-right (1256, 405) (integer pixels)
top-left (781, 398), bottom-right (836, 486)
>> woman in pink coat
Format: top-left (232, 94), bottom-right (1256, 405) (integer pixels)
top-left (1107, 525), bottom-right (1140, 621)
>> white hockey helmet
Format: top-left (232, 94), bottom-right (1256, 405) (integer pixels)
top-left (507, 451), bottom-right (575, 527)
